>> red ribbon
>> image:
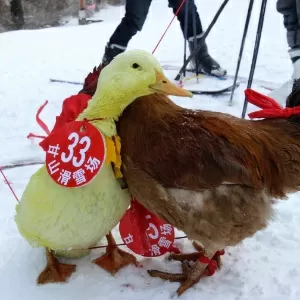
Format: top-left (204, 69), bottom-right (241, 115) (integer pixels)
top-left (215, 249), bottom-right (225, 257)
top-left (198, 249), bottom-right (225, 276)
top-left (27, 100), bottom-right (51, 139)
top-left (27, 94), bottom-right (93, 140)
top-left (245, 88), bottom-right (300, 119)
top-left (199, 255), bottom-right (218, 276)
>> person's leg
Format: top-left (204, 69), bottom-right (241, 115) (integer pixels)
top-left (102, 0), bottom-right (152, 66)
top-left (169, 0), bottom-right (203, 38)
top-left (269, 0), bottom-right (300, 103)
top-left (278, 0), bottom-right (300, 52)
top-left (10, 0), bottom-right (24, 29)
top-left (168, 0), bottom-right (226, 77)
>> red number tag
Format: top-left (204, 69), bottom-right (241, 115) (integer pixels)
top-left (119, 199), bottom-right (178, 257)
top-left (40, 121), bottom-right (106, 188)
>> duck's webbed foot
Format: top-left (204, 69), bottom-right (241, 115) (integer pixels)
top-left (37, 248), bottom-right (76, 284)
top-left (93, 232), bottom-right (137, 275)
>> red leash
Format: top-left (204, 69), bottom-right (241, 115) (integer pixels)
top-left (0, 168), bottom-right (19, 202)
top-left (152, 0), bottom-right (186, 54)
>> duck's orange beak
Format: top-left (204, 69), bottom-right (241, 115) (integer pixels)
top-left (149, 70), bottom-right (192, 97)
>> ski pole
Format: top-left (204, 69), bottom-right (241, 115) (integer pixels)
top-left (183, 0), bottom-right (189, 77)
top-left (50, 78), bottom-right (83, 85)
top-left (228, 0), bottom-right (255, 106)
top-left (174, 0), bottom-right (229, 81)
top-left (1, 161), bottom-right (44, 171)
top-left (192, 0), bottom-right (199, 82)
top-left (241, 0), bottom-right (268, 118)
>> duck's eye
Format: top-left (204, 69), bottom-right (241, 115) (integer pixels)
top-left (132, 63), bottom-right (140, 69)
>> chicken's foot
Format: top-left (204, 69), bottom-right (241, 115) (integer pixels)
top-left (148, 261), bottom-right (191, 283)
top-left (168, 242), bottom-right (224, 269)
top-left (148, 246), bottom-right (224, 296)
top-left (93, 231), bottom-right (137, 275)
top-left (192, 242), bottom-right (224, 269)
top-left (37, 248), bottom-right (76, 284)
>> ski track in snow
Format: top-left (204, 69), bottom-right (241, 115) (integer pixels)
top-left (0, 0), bottom-right (300, 299)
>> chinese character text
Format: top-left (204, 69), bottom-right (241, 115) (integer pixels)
top-left (47, 144), bottom-right (60, 158)
top-left (58, 170), bottom-right (72, 185)
top-left (158, 236), bottom-right (172, 249)
top-left (147, 223), bottom-right (159, 240)
top-left (123, 234), bottom-right (134, 244)
top-left (150, 244), bottom-right (161, 256)
top-left (48, 160), bottom-right (60, 175)
top-left (85, 156), bottom-right (101, 173)
top-left (73, 168), bottom-right (86, 185)
top-left (160, 224), bottom-right (172, 235)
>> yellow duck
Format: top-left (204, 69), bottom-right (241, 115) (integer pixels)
top-left (14, 49), bottom-right (192, 284)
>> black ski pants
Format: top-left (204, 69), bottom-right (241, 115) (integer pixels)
top-left (277, 0), bottom-right (300, 49)
top-left (108, 0), bottom-right (203, 48)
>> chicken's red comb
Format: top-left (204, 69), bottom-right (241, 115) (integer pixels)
top-left (80, 65), bottom-right (103, 96)
top-left (83, 66), bottom-right (101, 88)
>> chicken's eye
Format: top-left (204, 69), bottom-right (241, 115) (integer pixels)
top-left (132, 63), bottom-right (141, 70)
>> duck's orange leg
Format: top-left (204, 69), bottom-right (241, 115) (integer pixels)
top-left (93, 232), bottom-right (137, 275)
top-left (37, 248), bottom-right (76, 284)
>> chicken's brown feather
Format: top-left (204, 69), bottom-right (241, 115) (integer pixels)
top-left (80, 65), bottom-right (300, 198)
top-left (118, 93), bottom-right (300, 198)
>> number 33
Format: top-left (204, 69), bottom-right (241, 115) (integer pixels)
top-left (61, 132), bottom-right (91, 167)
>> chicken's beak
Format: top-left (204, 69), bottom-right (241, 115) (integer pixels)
top-left (149, 70), bottom-right (192, 97)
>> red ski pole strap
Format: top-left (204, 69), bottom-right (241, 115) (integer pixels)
top-left (245, 88), bottom-right (300, 119)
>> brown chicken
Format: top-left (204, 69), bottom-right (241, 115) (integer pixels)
top-left (79, 66), bottom-right (300, 295)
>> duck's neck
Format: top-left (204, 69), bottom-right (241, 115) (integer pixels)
top-left (76, 88), bottom-right (134, 137)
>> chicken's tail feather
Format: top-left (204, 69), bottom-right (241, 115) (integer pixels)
top-left (78, 65), bottom-right (103, 96)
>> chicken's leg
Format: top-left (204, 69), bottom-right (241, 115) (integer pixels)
top-left (192, 242), bottom-right (224, 269)
top-left (93, 232), bottom-right (137, 274)
top-left (167, 241), bottom-right (205, 263)
top-left (148, 246), bottom-right (221, 296)
top-left (37, 248), bottom-right (76, 284)
top-left (167, 242), bottom-right (224, 270)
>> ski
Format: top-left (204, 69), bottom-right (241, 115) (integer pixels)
top-left (162, 64), bottom-right (279, 91)
top-left (50, 78), bottom-right (83, 85)
top-left (162, 64), bottom-right (226, 80)
top-left (79, 19), bottom-right (103, 25)
top-left (189, 82), bottom-right (240, 95)
top-left (49, 78), bottom-right (239, 96)
top-left (0, 159), bottom-right (44, 171)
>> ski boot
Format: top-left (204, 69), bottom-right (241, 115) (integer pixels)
top-left (101, 43), bottom-right (126, 67)
top-left (188, 37), bottom-right (227, 77)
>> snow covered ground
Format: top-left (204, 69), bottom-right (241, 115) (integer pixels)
top-left (0, 0), bottom-right (300, 299)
